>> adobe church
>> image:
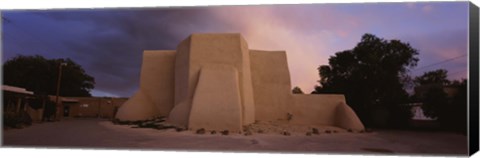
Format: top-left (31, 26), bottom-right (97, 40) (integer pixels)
top-left (115, 33), bottom-right (364, 132)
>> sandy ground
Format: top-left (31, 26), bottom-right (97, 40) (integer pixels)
top-left (2, 118), bottom-right (468, 156)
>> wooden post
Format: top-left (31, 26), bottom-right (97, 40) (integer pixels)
top-left (15, 97), bottom-right (21, 113)
top-left (55, 62), bottom-right (66, 121)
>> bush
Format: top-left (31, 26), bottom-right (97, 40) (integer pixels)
top-left (4, 111), bottom-right (32, 128)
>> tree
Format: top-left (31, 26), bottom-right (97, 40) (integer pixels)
top-left (417, 77), bottom-right (467, 134)
top-left (422, 86), bottom-right (448, 119)
top-left (414, 69), bottom-right (451, 120)
top-left (413, 69), bottom-right (467, 133)
top-left (414, 69), bottom-right (450, 86)
top-left (3, 55), bottom-right (95, 97)
top-left (292, 86), bottom-right (304, 94)
top-left (314, 33), bottom-right (419, 128)
top-left (447, 79), bottom-right (467, 134)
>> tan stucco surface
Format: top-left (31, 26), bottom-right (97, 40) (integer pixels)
top-left (188, 64), bottom-right (243, 132)
top-left (168, 33), bottom-right (255, 127)
top-left (291, 94), bottom-right (364, 130)
top-left (116, 90), bottom-right (157, 120)
top-left (116, 51), bottom-right (175, 121)
top-left (250, 50), bottom-right (293, 121)
top-left (335, 102), bottom-right (365, 130)
top-left (117, 33), bottom-right (365, 131)
top-left (67, 97), bottom-right (127, 118)
top-left (139, 51), bottom-right (176, 116)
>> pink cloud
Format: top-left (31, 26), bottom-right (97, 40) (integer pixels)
top-left (422, 5), bottom-right (434, 13)
top-left (208, 6), bottom-right (346, 93)
top-left (406, 3), bottom-right (417, 9)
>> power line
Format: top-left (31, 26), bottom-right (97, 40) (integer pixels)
top-left (412, 54), bottom-right (467, 72)
top-left (448, 69), bottom-right (468, 78)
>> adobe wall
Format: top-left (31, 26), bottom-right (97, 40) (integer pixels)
top-left (68, 97), bottom-right (127, 118)
top-left (188, 64), bottom-right (243, 131)
top-left (116, 51), bottom-right (175, 121)
top-left (290, 94), bottom-right (364, 130)
top-left (290, 94), bottom-right (345, 125)
top-left (249, 50), bottom-right (293, 121)
top-left (168, 33), bottom-right (255, 127)
top-left (68, 97), bottom-right (102, 117)
top-left (115, 33), bottom-right (365, 131)
top-left (139, 50), bottom-right (176, 116)
top-left (26, 106), bottom-right (43, 122)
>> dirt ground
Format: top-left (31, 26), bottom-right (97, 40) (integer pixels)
top-left (2, 118), bottom-right (468, 156)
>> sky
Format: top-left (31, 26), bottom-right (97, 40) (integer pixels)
top-left (1, 2), bottom-right (469, 97)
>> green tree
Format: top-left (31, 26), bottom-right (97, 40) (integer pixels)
top-left (314, 33), bottom-right (419, 128)
top-left (3, 55), bottom-right (95, 97)
top-left (292, 86), bottom-right (304, 94)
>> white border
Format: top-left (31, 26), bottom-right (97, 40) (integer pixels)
top-left (1, 0), bottom-right (478, 158)
top-left (0, 0), bottom-right (475, 10)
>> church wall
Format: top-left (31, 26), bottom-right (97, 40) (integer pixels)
top-left (250, 50), bottom-right (293, 121)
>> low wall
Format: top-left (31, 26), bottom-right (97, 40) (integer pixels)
top-left (69, 97), bottom-right (127, 118)
top-left (26, 106), bottom-right (43, 122)
top-left (290, 94), bottom-right (364, 130)
top-left (290, 94), bottom-right (346, 126)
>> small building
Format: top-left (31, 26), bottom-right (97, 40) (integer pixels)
top-left (2, 85), bottom-right (34, 113)
top-left (58, 97), bottom-right (127, 119)
top-left (3, 85), bottom-right (127, 122)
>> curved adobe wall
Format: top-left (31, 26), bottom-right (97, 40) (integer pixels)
top-left (291, 94), bottom-right (364, 130)
top-left (116, 50), bottom-right (175, 121)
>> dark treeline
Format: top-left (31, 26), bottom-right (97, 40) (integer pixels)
top-left (311, 33), bottom-right (467, 133)
top-left (3, 55), bottom-right (95, 97)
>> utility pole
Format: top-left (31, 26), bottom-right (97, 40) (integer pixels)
top-left (55, 62), bottom-right (67, 121)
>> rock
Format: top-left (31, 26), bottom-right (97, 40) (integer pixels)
top-left (333, 130), bottom-right (338, 133)
top-left (196, 128), bottom-right (205, 134)
top-left (312, 128), bottom-right (319, 134)
top-left (257, 130), bottom-right (264, 133)
top-left (306, 132), bottom-right (312, 136)
top-left (175, 127), bottom-right (184, 132)
top-left (211, 130), bottom-right (216, 134)
top-left (282, 131), bottom-right (290, 136)
top-left (244, 131), bottom-right (252, 136)
top-left (325, 130), bottom-right (332, 134)
top-left (287, 113), bottom-right (293, 121)
top-left (111, 119), bottom-right (120, 124)
top-left (347, 129), bottom-right (353, 132)
top-left (221, 130), bottom-right (229, 135)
